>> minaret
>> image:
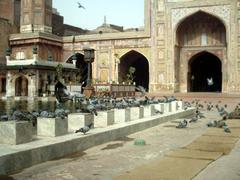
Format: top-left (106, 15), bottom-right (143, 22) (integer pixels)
top-left (104, 15), bottom-right (107, 25)
top-left (20, 0), bottom-right (52, 33)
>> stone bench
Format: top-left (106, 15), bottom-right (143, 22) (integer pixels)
top-left (114, 108), bottom-right (131, 123)
top-left (68, 113), bottom-right (94, 132)
top-left (37, 117), bottom-right (68, 137)
top-left (94, 110), bottom-right (114, 128)
top-left (0, 121), bottom-right (32, 145)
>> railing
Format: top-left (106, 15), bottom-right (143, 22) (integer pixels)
top-left (93, 83), bottom-right (135, 97)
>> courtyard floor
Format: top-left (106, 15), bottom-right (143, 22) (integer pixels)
top-left (3, 94), bottom-right (240, 180)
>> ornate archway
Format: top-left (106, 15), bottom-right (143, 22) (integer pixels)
top-left (15, 76), bottom-right (28, 96)
top-left (119, 50), bottom-right (149, 91)
top-left (188, 52), bottom-right (222, 92)
top-left (67, 53), bottom-right (88, 86)
top-left (175, 11), bottom-right (226, 92)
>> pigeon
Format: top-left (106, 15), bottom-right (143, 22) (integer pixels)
top-left (77, 2), bottom-right (85, 9)
top-left (206, 120), bottom-right (217, 127)
top-left (155, 109), bottom-right (163, 114)
top-left (176, 119), bottom-right (188, 128)
top-left (0, 115), bottom-right (8, 121)
top-left (55, 80), bottom-right (85, 104)
top-left (196, 110), bottom-right (205, 119)
top-left (86, 104), bottom-right (98, 116)
top-left (75, 123), bottom-right (94, 134)
top-left (223, 125), bottom-right (231, 133)
top-left (135, 85), bottom-right (146, 97)
top-left (216, 120), bottom-right (227, 128)
top-left (189, 117), bottom-right (198, 123)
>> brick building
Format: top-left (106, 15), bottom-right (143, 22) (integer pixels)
top-left (3, 0), bottom-right (240, 97)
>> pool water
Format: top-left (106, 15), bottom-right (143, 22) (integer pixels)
top-left (0, 100), bottom-right (79, 116)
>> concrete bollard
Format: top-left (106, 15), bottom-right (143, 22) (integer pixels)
top-left (163, 103), bottom-right (171, 113)
top-left (114, 108), bottom-right (131, 123)
top-left (143, 105), bottom-right (155, 117)
top-left (177, 101), bottom-right (183, 110)
top-left (0, 121), bottom-right (32, 145)
top-left (130, 106), bottom-right (144, 121)
top-left (171, 101), bottom-right (177, 112)
top-left (94, 110), bottom-right (114, 128)
top-left (68, 113), bottom-right (94, 132)
top-left (154, 103), bottom-right (164, 113)
top-left (37, 117), bottom-right (68, 137)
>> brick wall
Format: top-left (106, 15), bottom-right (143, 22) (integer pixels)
top-left (0, 18), bottom-right (18, 64)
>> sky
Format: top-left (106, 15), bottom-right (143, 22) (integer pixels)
top-left (52, 0), bottom-right (144, 30)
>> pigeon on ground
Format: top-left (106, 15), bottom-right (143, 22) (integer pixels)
top-left (223, 125), bottom-right (231, 133)
top-left (206, 120), bottom-right (217, 127)
top-left (75, 123), bottom-right (94, 135)
top-left (176, 119), bottom-right (188, 128)
top-left (216, 120), bottom-right (227, 128)
top-left (189, 117), bottom-right (198, 123)
top-left (196, 110), bottom-right (205, 119)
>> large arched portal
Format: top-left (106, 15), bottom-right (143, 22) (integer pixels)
top-left (188, 52), bottom-right (222, 92)
top-left (67, 53), bottom-right (88, 85)
top-left (15, 76), bottom-right (28, 96)
top-left (175, 11), bottom-right (226, 92)
top-left (119, 50), bottom-right (149, 91)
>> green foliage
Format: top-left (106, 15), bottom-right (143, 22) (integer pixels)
top-left (125, 66), bottom-right (136, 84)
top-left (56, 64), bottom-right (63, 81)
top-left (32, 46), bottom-right (37, 54)
top-left (76, 72), bottom-right (82, 82)
top-left (48, 54), bottom-right (53, 61)
top-left (5, 48), bottom-right (11, 56)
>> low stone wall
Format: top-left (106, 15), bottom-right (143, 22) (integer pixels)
top-left (0, 108), bottom-right (195, 175)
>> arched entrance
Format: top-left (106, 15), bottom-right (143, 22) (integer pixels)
top-left (175, 11), bottom-right (226, 92)
top-left (15, 76), bottom-right (28, 96)
top-left (188, 52), bottom-right (222, 92)
top-left (119, 50), bottom-right (149, 91)
top-left (67, 53), bottom-right (88, 85)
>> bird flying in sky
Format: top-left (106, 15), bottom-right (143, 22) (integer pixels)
top-left (77, 2), bottom-right (85, 9)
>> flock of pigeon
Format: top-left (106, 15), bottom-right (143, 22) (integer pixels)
top-left (1, 79), bottom-right (240, 136)
top-left (0, 81), bottom-right (179, 136)
top-left (175, 99), bottom-right (238, 133)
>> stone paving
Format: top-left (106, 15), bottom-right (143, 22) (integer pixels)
top-left (2, 95), bottom-right (240, 180)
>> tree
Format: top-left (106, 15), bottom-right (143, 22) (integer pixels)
top-left (56, 64), bottom-right (63, 81)
top-left (125, 66), bottom-right (136, 84)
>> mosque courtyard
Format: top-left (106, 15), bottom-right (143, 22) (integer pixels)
top-left (3, 94), bottom-right (240, 180)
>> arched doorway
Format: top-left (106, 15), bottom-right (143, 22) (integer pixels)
top-left (119, 50), bottom-right (149, 91)
top-left (188, 52), bottom-right (222, 92)
top-left (67, 53), bottom-right (88, 86)
top-left (175, 11), bottom-right (226, 92)
top-left (15, 76), bottom-right (28, 96)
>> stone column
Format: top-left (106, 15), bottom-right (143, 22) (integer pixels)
top-left (6, 72), bottom-right (14, 97)
top-left (0, 78), bottom-right (2, 93)
top-left (28, 76), bottom-right (37, 97)
top-left (115, 57), bottom-right (120, 83)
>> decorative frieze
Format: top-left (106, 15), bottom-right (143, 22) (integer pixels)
top-left (172, 5), bottom-right (230, 29)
